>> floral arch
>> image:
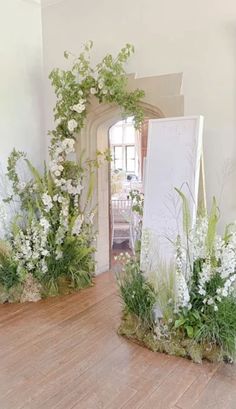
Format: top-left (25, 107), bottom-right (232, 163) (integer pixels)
top-left (0, 43), bottom-right (183, 301)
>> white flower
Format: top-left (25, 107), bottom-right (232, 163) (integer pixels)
top-left (98, 80), bottom-right (104, 89)
top-left (55, 248), bottom-right (63, 260)
top-left (72, 215), bottom-right (84, 236)
top-left (55, 179), bottom-right (62, 187)
top-left (62, 179), bottom-right (83, 195)
top-left (222, 288), bottom-right (228, 297)
top-left (90, 87), bottom-right (96, 95)
top-left (42, 193), bottom-right (53, 212)
top-left (55, 198), bottom-right (69, 245)
top-left (27, 262), bottom-right (34, 271)
top-left (62, 138), bottom-right (74, 148)
top-left (18, 181), bottom-right (26, 192)
top-left (40, 218), bottom-right (50, 231)
top-left (175, 270), bottom-right (190, 309)
top-left (199, 288), bottom-right (206, 296)
top-left (41, 261), bottom-right (48, 274)
top-left (68, 119), bottom-right (78, 133)
top-left (72, 101), bottom-right (86, 114)
top-left (32, 252), bottom-right (40, 260)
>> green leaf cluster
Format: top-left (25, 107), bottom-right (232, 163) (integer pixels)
top-left (117, 260), bottom-right (156, 327)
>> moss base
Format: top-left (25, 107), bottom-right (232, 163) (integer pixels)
top-left (0, 276), bottom-right (93, 304)
top-left (118, 311), bottom-right (232, 364)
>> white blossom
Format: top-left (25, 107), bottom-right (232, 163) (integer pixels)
top-left (175, 270), bottom-right (190, 310)
top-left (98, 80), bottom-right (104, 89)
top-left (55, 248), bottom-right (63, 260)
top-left (68, 119), bottom-right (78, 133)
top-left (72, 215), bottom-right (84, 236)
top-left (55, 197), bottom-right (69, 245)
top-left (71, 100), bottom-right (86, 114)
top-left (42, 193), bottom-right (53, 212)
top-left (40, 218), bottom-right (50, 231)
top-left (12, 218), bottom-right (50, 276)
top-left (17, 181), bottom-right (26, 192)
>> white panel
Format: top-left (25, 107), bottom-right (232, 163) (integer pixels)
top-left (141, 116), bottom-right (204, 272)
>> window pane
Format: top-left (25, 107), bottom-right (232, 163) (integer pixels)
top-left (127, 159), bottom-right (135, 172)
top-left (115, 159), bottom-right (123, 170)
top-left (123, 126), bottom-right (135, 144)
top-left (126, 116), bottom-right (134, 123)
top-left (126, 146), bottom-right (135, 159)
top-left (110, 126), bottom-right (122, 144)
top-left (114, 146), bottom-right (122, 159)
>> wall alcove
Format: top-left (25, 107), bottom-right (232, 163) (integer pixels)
top-left (77, 73), bottom-right (184, 273)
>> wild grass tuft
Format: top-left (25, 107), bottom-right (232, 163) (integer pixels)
top-left (117, 260), bottom-right (156, 327)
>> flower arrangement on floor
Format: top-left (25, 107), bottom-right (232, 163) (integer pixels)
top-left (117, 195), bottom-right (236, 363)
top-left (0, 42), bottom-right (145, 303)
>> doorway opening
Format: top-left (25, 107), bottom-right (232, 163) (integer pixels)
top-left (109, 117), bottom-right (149, 269)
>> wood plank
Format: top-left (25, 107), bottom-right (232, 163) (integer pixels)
top-left (0, 271), bottom-right (234, 409)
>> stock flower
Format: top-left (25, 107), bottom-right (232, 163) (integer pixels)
top-left (42, 193), bottom-right (53, 212)
top-left (40, 218), bottom-right (50, 231)
top-left (72, 215), bottom-right (84, 236)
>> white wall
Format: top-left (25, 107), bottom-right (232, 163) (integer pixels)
top-left (41, 0), bottom-right (236, 228)
top-left (0, 0), bottom-right (45, 173)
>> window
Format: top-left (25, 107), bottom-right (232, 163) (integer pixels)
top-left (126, 146), bottom-right (135, 172)
top-left (109, 118), bottom-right (137, 174)
top-left (113, 146), bottom-right (123, 170)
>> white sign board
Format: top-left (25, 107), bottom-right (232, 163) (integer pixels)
top-left (141, 116), bottom-right (204, 273)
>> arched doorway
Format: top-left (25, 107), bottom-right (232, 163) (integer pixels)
top-left (108, 114), bottom-right (162, 269)
top-left (95, 104), bottom-right (165, 273)
top-left (76, 73), bottom-right (184, 274)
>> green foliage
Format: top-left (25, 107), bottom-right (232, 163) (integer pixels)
top-left (196, 297), bottom-right (236, 358)
top-left (206, 197), bottom-right (219, 255)
top-left (174, 309), bottom-right (202, 339)
top-left (129, 189), bottom-right (144, 216)
top-left (174, 296), bottom-right (236, 359)
top-left (148, 260), bottom-right (176, 323)
top-left (117, 260), bottom-right (156, 327)
top-left (42, 235), bottom-right (95, 294)
top-left (0, 243), bottom-right (19, 290)
top-left (175, 187), bottom-right (191, 236)
top-left (49, 42), bottom-right (145, 136)
top-left (118, 192), bottom-right (236, 364)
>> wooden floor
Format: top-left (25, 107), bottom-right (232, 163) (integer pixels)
top-left (0, 272), bottom-right (236, 409)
